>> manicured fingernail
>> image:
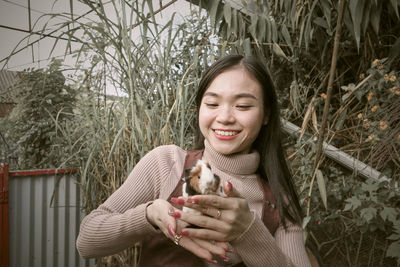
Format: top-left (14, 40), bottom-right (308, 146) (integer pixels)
top-left (181, 230), bottom-right (189, 236)
top-left (169, 211), bottom-right (181, 218)
top-left (204, 259), bottom-right (218, 264)
top-left (171, 197), bottom-right (185, 205)
top-left (226, 181), bottom-right (232, 191)
top-left (187, 198), bottom-right (198, 204)
top-left (168, 209), bottom-right (181, 218)
top-left (168, 224), bottom-right (175, 237)
top-left (226, 248), bottom-right (234, 253)
top-left (219, 254), bottom-right (230, 262)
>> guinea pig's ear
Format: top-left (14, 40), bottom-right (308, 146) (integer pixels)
top-left (190, 164), bottom-right (202, 177)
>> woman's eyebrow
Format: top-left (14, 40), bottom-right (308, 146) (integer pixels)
top-left (203, 92), bottom-right (219, 97)
top-left (234, 93), bottom-right (258, 100)
top-left (203, 92), bottom-right (258, 100)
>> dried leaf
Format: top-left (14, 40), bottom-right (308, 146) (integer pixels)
top-left (209, 0), bottom-right (220, 28)
top-left (302, 216), bottom-right (311, 229)
top-left (272, 43), bottom-right (288, 60)
top-left (349, 0), bottom-right (366, 50)
top-left (244, 38), bottom-right (252, 56)
top-left (281, 24), bottom-right (292, 51)
top-left (223, 2), bottom-right (232, 27)
top-left (300, 97), bottom-right (315, 140)
top-left (312, 108), bottom-right (319, 133)
top-left (249, 14), bottom-right (258, 40)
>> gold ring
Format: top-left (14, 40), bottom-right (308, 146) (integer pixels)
top-left (173, 234), bottom-right (182, 245)
top-left (215, 209), bottom-right (221, 219)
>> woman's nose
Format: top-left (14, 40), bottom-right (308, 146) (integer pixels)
top-left (216, 106), bottom-right (235, 124)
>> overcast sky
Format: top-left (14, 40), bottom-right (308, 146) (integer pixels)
top-left (0, 0), bottom-right (197, 95)
top-left (0, 0), bottom-right (194, 70)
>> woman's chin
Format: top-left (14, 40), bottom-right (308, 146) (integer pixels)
top-left (210, 143), bottom-right (246, 155)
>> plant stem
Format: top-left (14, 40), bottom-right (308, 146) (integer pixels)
top-left (314, 0), bottom-right (347, 170)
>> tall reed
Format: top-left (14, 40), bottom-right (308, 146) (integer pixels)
top-left (51, 2), bottom-right (223, 265)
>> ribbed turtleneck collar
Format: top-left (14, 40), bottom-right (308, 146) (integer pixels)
top-left (203, 140), bottom-right (260, 176)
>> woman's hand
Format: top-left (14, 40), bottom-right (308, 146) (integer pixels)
top-left (172, 181), bottom-right (253, 242)
top-left (146, 199), bottom-right (231, 263)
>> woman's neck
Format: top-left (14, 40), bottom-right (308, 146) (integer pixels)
top-left (203, 140), bottom-right (260, 176)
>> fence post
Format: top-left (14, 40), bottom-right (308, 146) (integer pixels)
top-left (0, 163), bottom-right (9, 267)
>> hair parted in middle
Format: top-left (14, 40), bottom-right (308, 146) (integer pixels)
top-left (194, 54), bottom-right (303, 225)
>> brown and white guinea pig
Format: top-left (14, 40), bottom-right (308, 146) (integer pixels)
top-left (182, 159), bottom-right (226, 215)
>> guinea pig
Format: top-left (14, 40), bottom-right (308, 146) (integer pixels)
top-left (182, 159), bottom-right (226, 215)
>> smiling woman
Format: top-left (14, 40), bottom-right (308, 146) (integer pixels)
top-left (198, 65), bottom-right (267, 155)
top-left (76, 55), bottom-right (313, 266)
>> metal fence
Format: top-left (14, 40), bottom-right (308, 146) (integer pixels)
top-left (1, 164), bottom-right (94, 267)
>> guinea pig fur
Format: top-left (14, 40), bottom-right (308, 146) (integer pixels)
top-left (182, 159), bottom-right (226, 215)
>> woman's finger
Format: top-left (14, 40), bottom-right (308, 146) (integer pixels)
top-left (174, 236), bottom-right (225, 264)
top-left (223, 181), bottom-right (243, 198)
top-left (174, 210), bottom-right (228, 233)
top-left (147, 199), bottom-right (179, 240)
top-left (186, 194), bottom-right (249, 216)
top-left (185, 182), bottom-right (245, 209)
top-left (191, 238), bottom-right (227, 256)
top-left (176, 236), bottom-right (213, 261)
top-left (166, 210), bottom-right (222, 264)
top-left (189, 205), bottom-right (223, 219)
top-left (185, 194), bottom-right (233, 210)
top-left (182, 227), bottom-right (227, 241)
top-left (215, 241), bottom-right (230, 252)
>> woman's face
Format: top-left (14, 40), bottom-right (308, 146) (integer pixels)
top-left (199, 66), bottom-right (267, 155)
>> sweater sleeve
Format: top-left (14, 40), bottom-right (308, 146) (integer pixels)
top-left (76, 145), bottom-right (183, 258)
top-left (231, 216), bottom-right (312, 267)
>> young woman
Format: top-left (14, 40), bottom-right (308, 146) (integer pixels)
top-left (77, 55), bottom-right (312, 266)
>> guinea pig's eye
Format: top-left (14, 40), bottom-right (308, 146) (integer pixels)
top-left (197, 176), bottom-right (200, 179)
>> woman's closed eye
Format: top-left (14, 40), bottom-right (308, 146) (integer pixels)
top-left (205, 103), bottom-right (219, 108)
top-left (236, 105), bottom-right (253, 110)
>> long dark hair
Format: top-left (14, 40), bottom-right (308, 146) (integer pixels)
top-left (194, 55), bottom-right (302, 225)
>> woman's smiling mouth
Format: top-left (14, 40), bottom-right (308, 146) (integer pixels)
top-left (213, 129), bottom-right (241, 139)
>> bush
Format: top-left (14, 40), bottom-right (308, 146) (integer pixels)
top-left (2, 59), bottom-right (76, 169)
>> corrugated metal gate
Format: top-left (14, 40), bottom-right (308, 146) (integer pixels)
top-left (1, 163), bottom-right (94, 267)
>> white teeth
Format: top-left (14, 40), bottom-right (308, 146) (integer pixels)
top-left (215, 130), bottom-right (238, 136)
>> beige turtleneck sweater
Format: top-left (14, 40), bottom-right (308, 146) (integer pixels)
top-left (76, 141), bottom-right (311, 267)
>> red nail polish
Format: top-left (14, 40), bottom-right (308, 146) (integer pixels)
top-left (219, 254), bottom-right (230, 262)
top-left (171, 211), bottom-right (181, 218)
top-left (168, 224), bottom-right (175, 237)
top-left (181, 230), bottom-right (189, 236)
top-left (187, 198), bottom-right (198, 204)
top-left (168, 209), bottom-right (180, 218)
top-left (204, 259), bottom-right (218, 264)
top-left (171, 197), bottom-right (185, 205)
top-left (226, 248), bottom-right (234, 253)
top-left (227, 181), bottom-right (232, 191)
